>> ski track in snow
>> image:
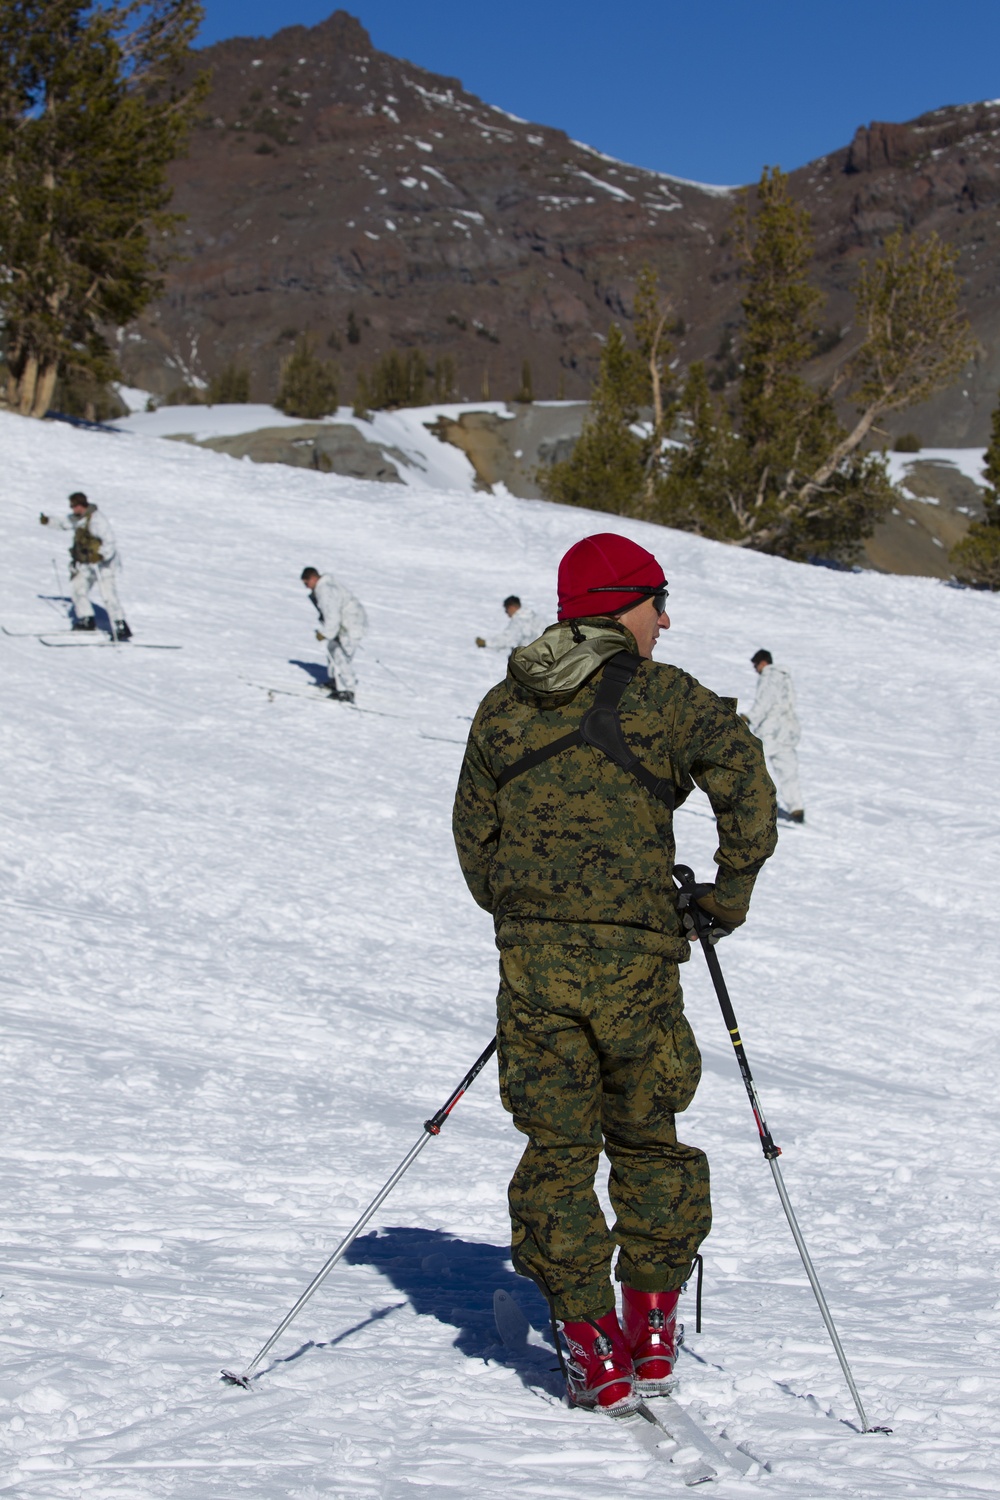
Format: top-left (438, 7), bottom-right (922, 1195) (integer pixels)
top-left (2, 410), bottom-right (1000, 1497)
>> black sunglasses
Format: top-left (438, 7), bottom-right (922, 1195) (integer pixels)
top-left (588, 583), bottom-right (669, 614)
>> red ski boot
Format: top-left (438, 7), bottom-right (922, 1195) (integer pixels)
top-left (621, 1286), bottom-right (679, 1395)
top-left (559, 1310), bottom-right (641, 1417)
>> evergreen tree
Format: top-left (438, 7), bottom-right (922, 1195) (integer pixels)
top-left (631, 264), bottom-right (675, 510)
top-left (950, 392), bottom-right (1000, 589)
top-left (432, 355), bottom-right (456, 403)
top-left (207, 363), bottom-right (251, 404)
top-left (658, 170), bottom-right (971, 562)
top-left (0, 0), bottom-right (206, 417)
top-left (275, 338), bottom-right (338, 419)
top-left (514, 359), bottom-right (533, 403)
top-left (357, 349), bottom-right (430, 410)
top-left (538, 324), bottom-right (647, 515)
top-left (983, 398), bottom-right (1000, 514)
top-left (657, 362), bottom-right (746, 539)
top-left (538, 266), bottom-right (674, 517)
top-left (734, 168), bottom-right (824, 458)
top-left (52, 366), bottom-right (126, 422)
top-left (353, 370), bottom-right (370, 420)
top-left (632, 264), bottom-right (674, 436)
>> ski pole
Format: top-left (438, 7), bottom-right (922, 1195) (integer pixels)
top-left (96, 564), bottom-right (119, 645)
top-left (370, 654), bottom-right (408, 688)
top-left (51, 556), bottom-right (68, 616)
top-left (221, 1035), bottom-right (498, 1389)
top-left (672, 864), bottom-right (882, 1435)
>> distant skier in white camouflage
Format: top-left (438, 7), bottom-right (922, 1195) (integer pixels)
top-left (747, 649), bottom-right (804, 823)
top-left (300, 566), bottom-right (367, 703)
top-left (39, 492), bottom-right (131, 640)
top-left (475, 595), bottom-right (544, 652)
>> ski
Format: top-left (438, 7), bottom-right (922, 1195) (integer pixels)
top-left (3, 625), bottom-right (74, 636)
top-left (492, 1289), bottom-right (757, 1485)
top-left (242, 677), bottom-right (344, 704)
top-left (639, 1388), bottom-right (757, 1479)
top-left (38, 636), bottom-right (181, 649)
top-left (241, 679), bottom-right (467, 740)
top-left (631, 1405), bottom-right (718, 1485)
top-left (243, 678), bottom-right (407, 716)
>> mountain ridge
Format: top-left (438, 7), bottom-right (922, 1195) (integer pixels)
top-left (125, 11), bottom-right (1000, 446)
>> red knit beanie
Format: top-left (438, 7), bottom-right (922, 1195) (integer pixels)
top-left (557, 533), bottom-right (666, 620)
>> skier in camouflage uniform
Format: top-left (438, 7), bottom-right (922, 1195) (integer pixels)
top-left (453, 532), bottom-right (777, 1416)
top-left (300, 566), bottom-right (367, 702)
top-left (40, 491), bottom-right (131, 640)
top-left (748, 648), bottom-right (804, 822)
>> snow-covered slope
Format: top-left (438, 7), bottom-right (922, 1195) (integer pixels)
top-left (2, 410), bottom-right (1000, 1497)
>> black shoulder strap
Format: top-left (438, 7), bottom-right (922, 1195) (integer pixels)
top-left (494, 651), bottom-right (674, 808)
top-left (494, 728), bottom-right (582, 789)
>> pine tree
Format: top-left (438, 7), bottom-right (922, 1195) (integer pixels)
top-left (353, 370), bottom-right (370, 419)
top-left (537, 266), bottom-right (676, 517)
top-left (538, 325), bottom-right (647, 515)
top-left (433, 356), bottom-right (456, 402)
top-left (207, 363), bottom-right (251, 404)
top-left (358, 349), bottom-right (430, 410)
top-left (658, 362), bottom-right (746, 539)
top-left (275, 338), bottom-right (339, 419)
top-left (658, 170), bottom-right (970, 562)
top-left (983, 399), bottom-right (1000, 517)
top-left (950, 392), bottom-right (1000, 589)
top-left (0, 0), bottom-right (206, 417)
top-left (734, 168), bottom-right (824, 458)
top-left (632, 265), bottom-right (674, 437)
top-left (631, 265), bottom-right (675, 511)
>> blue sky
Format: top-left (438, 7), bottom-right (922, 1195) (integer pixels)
top-left (196, 2), bottom-right (1000, 185)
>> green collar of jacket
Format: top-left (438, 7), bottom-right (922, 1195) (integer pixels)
top-left (507, 617), bottom-right (639, 703)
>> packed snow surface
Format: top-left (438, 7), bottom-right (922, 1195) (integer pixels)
top-left (2, 410), bottom-right (1000, 1498)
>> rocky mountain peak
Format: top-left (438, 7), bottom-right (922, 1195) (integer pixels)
top-left (128, 15), bottom-right (1000, 447)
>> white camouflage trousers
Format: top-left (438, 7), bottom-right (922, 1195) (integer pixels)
top-left (71, 563), bottom-right (123, 624)
top-left (763, 739), bottom-right (803, 815)
top-left (326, 635), bottom-right (358, 694)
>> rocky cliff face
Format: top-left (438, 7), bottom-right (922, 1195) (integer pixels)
top-left (784, 105), bottom-right (1000, 443)
top-left (127, 11), bottom-right (735, 406)
top-left (127, 10), bottom-right (1000, 445)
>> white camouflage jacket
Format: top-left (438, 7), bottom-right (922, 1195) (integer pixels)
top-left (749, 663), bottom-right (800, 745)
top-left (311, 574), bottom-right (367, 648)
top-left (51, 507), bottom-right (118, 567)
top-left (482, 606), bottom-right (545, 651)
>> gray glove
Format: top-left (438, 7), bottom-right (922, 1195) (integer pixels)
top-left (679, 882), bottom-right (747, 945)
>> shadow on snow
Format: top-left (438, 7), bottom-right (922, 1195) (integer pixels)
top-left (344, 1225), bottom-right (564, 1397)
top-left (288, 658), bottom-right (327, 686)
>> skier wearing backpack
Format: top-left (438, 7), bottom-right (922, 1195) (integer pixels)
top-left (453, 533), bottom-right (777, 1417)
top-left (300, 566), bottom-right (367, 703)
top-left (39, 492), bottom-right (131, 640)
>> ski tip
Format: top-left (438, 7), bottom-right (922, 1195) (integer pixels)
top-left (220, 1368), bottom-right (254, 1390)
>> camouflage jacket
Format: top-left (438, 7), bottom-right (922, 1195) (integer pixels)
top-left (453, 618), bottom-right (777, 956)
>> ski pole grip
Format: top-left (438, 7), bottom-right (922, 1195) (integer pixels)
top-left (672, 863), bottom-right (711, 940)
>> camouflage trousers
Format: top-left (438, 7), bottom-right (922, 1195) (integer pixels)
top-left (497, 945), bottom-right (711, 1321)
